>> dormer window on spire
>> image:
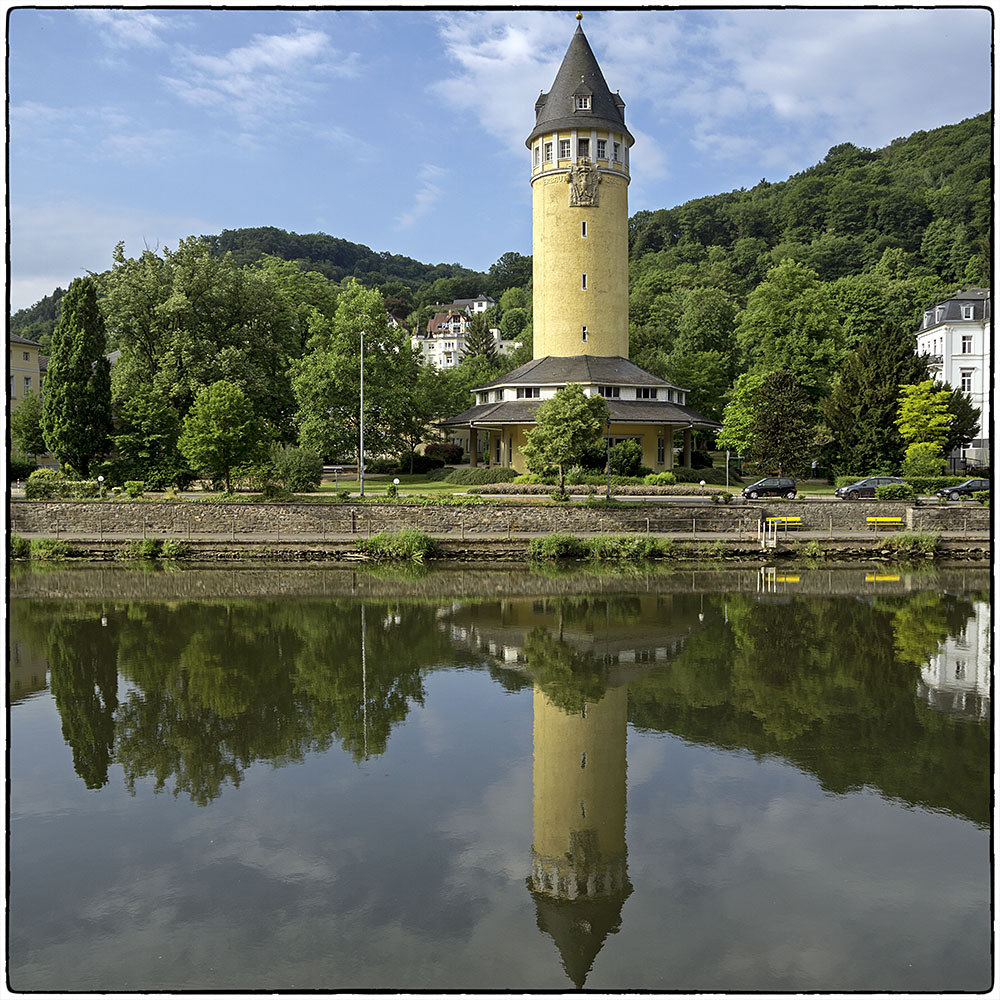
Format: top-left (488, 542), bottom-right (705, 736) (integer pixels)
top-left (575, 95), bottom-right (591, 110)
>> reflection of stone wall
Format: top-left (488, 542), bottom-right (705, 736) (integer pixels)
top-left (9, 499), bottom-right (991, 537)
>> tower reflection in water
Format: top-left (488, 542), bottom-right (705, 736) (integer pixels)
top-left (443, 595), bottom-right (700, 987)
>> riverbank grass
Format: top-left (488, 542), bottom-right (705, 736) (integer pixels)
top-left (358, 529), bottom-right (438, 563)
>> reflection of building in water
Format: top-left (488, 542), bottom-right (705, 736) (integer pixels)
top-left (439, 594), bottom-right (696, 672)
top-left (529, 682), bottom-right (630, 988)
top-left (439, 594), bottom-right (703, 986)
top-left (9, 620), bottom-right (48, 703)
top-left (917, 600), bottom-right (991, 719)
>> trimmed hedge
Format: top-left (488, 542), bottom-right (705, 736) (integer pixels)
top-left (874, 483), bottom-right (915, 501)
top-left (24, 469), bottom-right (100, 500)
top-left (468, 482), bottom-right (728, 497)
top-left (445, 467), bottom-right (520, 485)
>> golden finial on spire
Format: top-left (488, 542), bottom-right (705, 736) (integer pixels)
top-left (576, 11), bottom-right (583, 21)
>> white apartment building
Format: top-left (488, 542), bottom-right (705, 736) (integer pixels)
top-left (916, 289), bottom-right (991, 467)
top-left (916, 599), bottom-right (991, 720)
top-left (413, 296), bottom-right (520, 370)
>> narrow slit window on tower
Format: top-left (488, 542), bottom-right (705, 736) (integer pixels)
top-left (577, 137), bottom-right (589, 158)
top-left (581, 325), bottom-right (588, 343)
top-left (559, 139), bottom-right (571, 159)
top-left (597, 138), bottom-right (607, 160)
top-left (533, 144), bottom-right (540, 167)
top-left (581, 220), bottom-right (587, 237)
top-left (544, 141), bottom-right (553, 163)
top-left (581, 273), bottom-right (587, 290)
top-left (580, 752), bottom-right (587, 769)
top-left (613, 141), bottom-right (621, 162)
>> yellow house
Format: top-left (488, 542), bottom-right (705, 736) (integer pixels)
top-left (9, 333), bottom-right (42, 412)
top-left (443, 15), bottom-right (719, 469)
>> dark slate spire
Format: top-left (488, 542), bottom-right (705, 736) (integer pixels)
top-left (526, 17), bottom-right (633, 148)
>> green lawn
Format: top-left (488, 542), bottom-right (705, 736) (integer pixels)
top-left (316, 473), bottom-right (470, 497)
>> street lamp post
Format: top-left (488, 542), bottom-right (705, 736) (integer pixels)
top-left (606, 416), bottom-right (612, 498)
top-left (97, 475), bottom-right (104, 499)
top-left (359, 329), bottom-right (365, 498)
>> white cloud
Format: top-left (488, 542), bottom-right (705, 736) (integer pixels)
top-left (8, 201), bottom-right (219, 311)
top-left (78, 9), bottom-right (178, 49)
top-left (396, 165), bottom-right (449, 230)
top-left (164, 28), bottom-right (359, 129)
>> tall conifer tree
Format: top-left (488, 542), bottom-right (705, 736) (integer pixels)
top-left (41, 276), bottom-right (112, 477)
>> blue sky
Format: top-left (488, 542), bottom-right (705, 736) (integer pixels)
top-left (8, 6), bottom-right (992, 312)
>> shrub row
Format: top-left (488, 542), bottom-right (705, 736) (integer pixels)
top-left (445, 467), bottom-right (520, 485)
top-left (527, 533), bottom-right (676, 561)
top-left (24, 469), bottom-right (100, 500)
top-left (468, 482), bottom-right (728, 497)
top-left (882, 532), bottom-right (940, 558)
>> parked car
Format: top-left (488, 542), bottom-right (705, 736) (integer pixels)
top-left (936, 478), bottom-right (990, 501)
top-left (742, 476), bottom-right (797, 500)
top-left (834, 476), bottom-right (905, 500)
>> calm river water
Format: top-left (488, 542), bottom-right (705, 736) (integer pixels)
top-left (8, 563), bottom-right (992, 992)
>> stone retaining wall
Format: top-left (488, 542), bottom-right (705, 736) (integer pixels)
top-left (9, 498), bottom-right (990, 538)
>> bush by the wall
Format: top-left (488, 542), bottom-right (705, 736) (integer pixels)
top-left (527, 534), bottom-right (590, 560)
top-left (883, 532), bottom-right (939, 558)
top-left (29, 538), bottom-right (72, 560)
top-left (972, 491), bottom-right (990, 507)
top-left (445, 467), bottom-right (520, 485)
top-left (24, 468), bottom-right (69, 499)
top-left (358, 529), bottom-right (437, 563)
top-left (643, 472), bottom-right (676, 486)
top-left (269, 444), bottom-right (323, 492)
top-left (588, 535), bottom-right (662, 560)
top-left (10, 534), bottom-right (31, 559)
top-left (875, 483), bottom-right (915, 501)
top-left (124, 480), bottom-right (146, 498)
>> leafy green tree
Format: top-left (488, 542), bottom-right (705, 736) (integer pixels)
top-left (662, 349), bottom-right (731, 423)
top-left (290, 281), bottom-right (419, 464)
top-left (10, 389), bottom-right (47, 458)
top-left (462, 312), bottom-right (498, 364)
top-left (717, 370), bottom-right (814, 476)
top-left (488, 251), bottom-right (532, 295)
top-left (113, 387), bottom-right (187, 488)
top-left (735, 259), bottom-right (842, 393)
top-left (821, 325), bottom-right (930, 474)
top-left (895, 381), bottom-right (952, 447)
top-left (178, 380), bottom-right (264, 492)
top-left (41, 276), bottom-right (112, 477)
top-left (498, 307), bottom-right (528, 342)
top-left (521, 384), bottom-right (608, 493)
top-left (902, 442), bottom-right (946, 477)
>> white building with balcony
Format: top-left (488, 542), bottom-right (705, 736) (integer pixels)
top-left (915, 289), bottom-right (991, 467)
top-left (916, 599), bottom-right (991, 720)
top-left (413, 297), bottom-right (519, 370)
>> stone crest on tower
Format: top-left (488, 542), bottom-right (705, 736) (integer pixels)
top-left (568, 158), bottom-right (600, 207)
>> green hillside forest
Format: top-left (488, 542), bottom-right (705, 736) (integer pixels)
top-left (10, 112), bottom-right (990, 483)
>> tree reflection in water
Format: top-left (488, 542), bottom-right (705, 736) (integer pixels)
top-left (12, 586), bottom-right (989, 828)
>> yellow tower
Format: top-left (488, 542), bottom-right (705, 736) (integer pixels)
top-left (526, 14), bottom-right (634, 360)
top-left (529, 683), bottom-right (631, 988)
